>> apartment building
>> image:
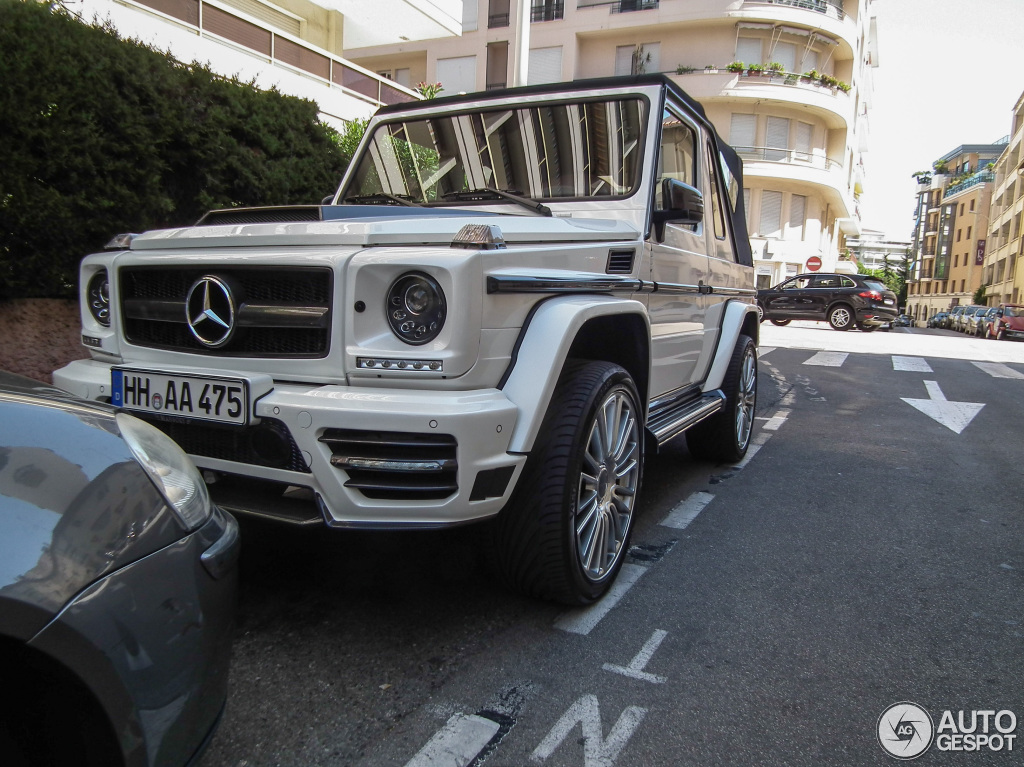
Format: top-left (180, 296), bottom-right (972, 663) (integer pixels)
top-left (984, 91), bottom-right (1024, 307)
top-left (67, 0), bottom-right (462, 126)
top-left (346, 0), bottom-right (879, 287)
top-left (905, 142), bottom-right (1004, 324)
top-left (846, 228), bottom-right (910, 273)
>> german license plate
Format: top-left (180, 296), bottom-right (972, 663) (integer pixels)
top-left (112, 369), bottom-right (248, 425)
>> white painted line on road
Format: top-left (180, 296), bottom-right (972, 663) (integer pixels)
top-left (660, 491), bottom-right (714, 530)
top-left (972, 361), bottom-right (1024, 379)
top-left (892, 356), bottom-right (933, 372)
top-left (405, 713), bottom-right (500, 767)
top-left (758, 346), bottom-right (776, 356)
top-left (554, 564), bottom-right (647, 636)
top-left (733, 430), bottom-right (772, 470)
top-left (531, 695), bottom-right (647, 766)
top-left (761, 408), bottom-right (791, 431)
top-left (603, 629), bottom-right (669, 684)
top-left (803, 351), bottom-right (848, 367)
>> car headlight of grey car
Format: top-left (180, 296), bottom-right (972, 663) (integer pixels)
top-left (116, 412), bottom-right (212, 530)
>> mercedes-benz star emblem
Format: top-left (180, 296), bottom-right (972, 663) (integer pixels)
top-left (186, 275), bottom-right (236, 348)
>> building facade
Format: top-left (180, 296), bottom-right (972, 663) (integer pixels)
top-left (346, 0), bottom-right (879, 287)
top-left (984, 92), bottom-right (1024, 308)
top-left (846, 228), bottom-right (910, 273)
top-left (905, 143), bottom-right (1005, 324)
top-left (68, 0), bottom-right (463, 126)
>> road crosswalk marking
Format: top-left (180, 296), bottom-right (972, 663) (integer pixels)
top-left (893, 356), bottom-right (933, 372)
top-left (972, 361), bottom-right (1024, 379)
top-left (802, 351), bottom-right (848, 367)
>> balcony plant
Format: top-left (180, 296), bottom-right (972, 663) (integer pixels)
top-left (727, 61), bottom-right (746, 73)
top-left (704, 64), bottom-right (718, 73)
top-left (767, 61), bottom-right (786, 75)
top-left (747, 63), bottom-right (766, 76)
top-left (819, 73), bottom-right (839, 89)
top-left (675, 65), bottom-right (697, 74)
top-left (801, 69), bottom-right (820, 83)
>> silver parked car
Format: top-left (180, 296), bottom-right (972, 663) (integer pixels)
top-left (0, 371), bottom-right (239, 767)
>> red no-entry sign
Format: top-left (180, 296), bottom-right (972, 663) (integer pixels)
top-left (806, 256), bottom-right (822, 272)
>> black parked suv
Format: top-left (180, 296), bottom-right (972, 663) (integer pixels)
top-left (757, 272), bottom-right (898, 331)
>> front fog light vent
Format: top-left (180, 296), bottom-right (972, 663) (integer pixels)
top-left (87, 270), bottom-right (110, 327)
top-left (386, 272), bottom-right (446, 345)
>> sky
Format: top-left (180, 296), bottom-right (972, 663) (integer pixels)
top-left (863, 0), bottom-right (1024, 241)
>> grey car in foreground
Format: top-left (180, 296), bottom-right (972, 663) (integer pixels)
top-left (0, 372), bottom-right (239, 766)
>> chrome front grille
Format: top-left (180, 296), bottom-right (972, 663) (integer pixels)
top-left (119, 266), bottom-right (332, 357)
top-left (320, 429), bottom-right (458, 500)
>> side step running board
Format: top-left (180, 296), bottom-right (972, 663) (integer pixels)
top-left (647, 390), bottom-right (726, 446)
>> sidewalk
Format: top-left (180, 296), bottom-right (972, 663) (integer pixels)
top-left (757, 321), bottom-right (1024, 364)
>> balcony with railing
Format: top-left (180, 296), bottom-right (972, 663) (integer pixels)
top-left (742, 0), bottom-right (846, 22)
top-left (120, 0), bottom-right (418, 108)
top-left (577, 0), bottom-right (658, 13)
top-left (532, 0), bottom-right (565, 21)
top-left (944, 170), bottom-right (996, 198)
top-left (735, 146), bottom-right (842, 172)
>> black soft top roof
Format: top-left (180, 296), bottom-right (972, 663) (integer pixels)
top-left (375, 74), bottom-right (752, 266)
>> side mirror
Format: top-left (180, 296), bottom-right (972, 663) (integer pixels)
top-left (652, 179), bottom-right (704, 239)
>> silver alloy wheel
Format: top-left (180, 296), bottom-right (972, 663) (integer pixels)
top-left (735, 344), bottom-right (757, 450)
top-left (830, 306), bottom-right (852, 329)
top-left (575, 388), bottom-right (641, 582)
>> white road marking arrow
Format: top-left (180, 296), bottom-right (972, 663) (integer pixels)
top-left (901, 380), bottom-right (984, 434)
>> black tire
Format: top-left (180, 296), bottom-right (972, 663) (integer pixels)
top-left (856, 322), bottom-right (876, 332)
top-left (828, 304), bottom-right (854, 330)
top-left (493, 361), bottom-right (643, 605)
top-left (769, 318), bottom-right (790, 326)
top-left (686, 335), bottom-right (757, 463)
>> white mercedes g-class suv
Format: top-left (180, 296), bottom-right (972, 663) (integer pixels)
top-left (55, 74), bottom-right (758, 604)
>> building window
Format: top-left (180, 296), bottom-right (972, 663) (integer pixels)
top-left (772, 41), bottom-right (797, 72)
top-left (436, 55), bottom-right (477, 94)
top-left (486, 42), bottom-right (509, 89)
top-left (970, 199), bottom-right (976, 211)
top-left (760, 190), bottom-right (783, 237)
top-left (765, 116), bottom-right (790, 162)
top-left (957, 229), bottom-right (962, 242)
top-left (615, 43), bottom-right (660, 75)
top-left (967, 226), bottom-right (972, 239)
top-left (960, 203), bottom-right (965, 215)
top-left (531, 0), bottom-right (564, 22)
top-left (730, 114), bottom-right (756, 152)
top-left (488, 0), bottom-right (510, 28)
top-left (961, 280), bottom-right (965, 292)
top-left (528, 47), bottom-right (563, 84)
top-left (736, 37), bottom-right (762, 65)
top-left (788, 194), bottom-right (806, 239)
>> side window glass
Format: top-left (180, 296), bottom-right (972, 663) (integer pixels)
top-left (706, 143), bottom-right (728, 241)
top-left (841, 276), bottom-right (856, 288)
top-left (656, 108), bottom-right (696, 209)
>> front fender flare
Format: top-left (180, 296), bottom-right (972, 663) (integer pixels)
top-left (501, 296), bottom-right (650, 454)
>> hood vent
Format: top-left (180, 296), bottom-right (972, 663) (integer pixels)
top-left (606, 249), bottom-right (636, 274)
top-left (196, 206), bottom-right (323, 226)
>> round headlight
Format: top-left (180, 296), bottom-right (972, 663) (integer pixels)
top-left (87, 269), bottom-right (110, 327)
top-left (386, 272), bottom-right (446, 345)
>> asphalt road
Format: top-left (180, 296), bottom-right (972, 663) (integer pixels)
top-left (202, 324), bottom-right (1024, 767)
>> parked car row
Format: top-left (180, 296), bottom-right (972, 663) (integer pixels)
top-left (926, 304), bottom-right (1024, 339)
top-left (756, 272), bottom-right (899, 331)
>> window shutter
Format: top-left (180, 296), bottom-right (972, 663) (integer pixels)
top-left (772, 42), bottom-right (797, 72)
top-left (765, 117), bottom-right (790, 161)
top-left (736, 37), bottom-right (762, 64)
top-left (615, 45), bottom-right (634, 76)
top-left (789, 194), bottom-right (806, 236)
top-left (760, 191), bottom-right (783, 237)
top-left (528, 46), bottom-right (562, 85)
top-left (730, 114), bottom-right (756, 152)
top-left (795, 122), bottom-right (813, 161)
top-left (436, 56), bottom-right (477, 94)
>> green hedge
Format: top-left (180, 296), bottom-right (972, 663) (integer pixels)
top-left (0, 0), bottom-right (350, 299)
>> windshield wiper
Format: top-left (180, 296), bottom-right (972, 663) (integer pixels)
top-left (344, 193), bottom-right (423, 208)
top-left (441, 187), bottom-right (552, 217)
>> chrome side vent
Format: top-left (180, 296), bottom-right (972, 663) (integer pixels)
top-left (319, 429), bottom-right (458, 500)
top-left (606, 249), bottom-right (636, 274)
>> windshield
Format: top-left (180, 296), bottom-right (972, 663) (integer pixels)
top-left (341, 98), bottom-right (647, 205)
top-left (1004, 306), bottom-right (1023, 318)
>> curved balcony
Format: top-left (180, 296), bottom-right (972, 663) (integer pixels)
top-left (678, 71), bottom-right (852, 130)
top-left (735, 0), bottom-right (856, 54)
top-left (736, 145), bottom-right (853, 214)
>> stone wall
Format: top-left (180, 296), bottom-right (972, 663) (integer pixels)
top-left (0, 299), bottom-right (88, 384)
